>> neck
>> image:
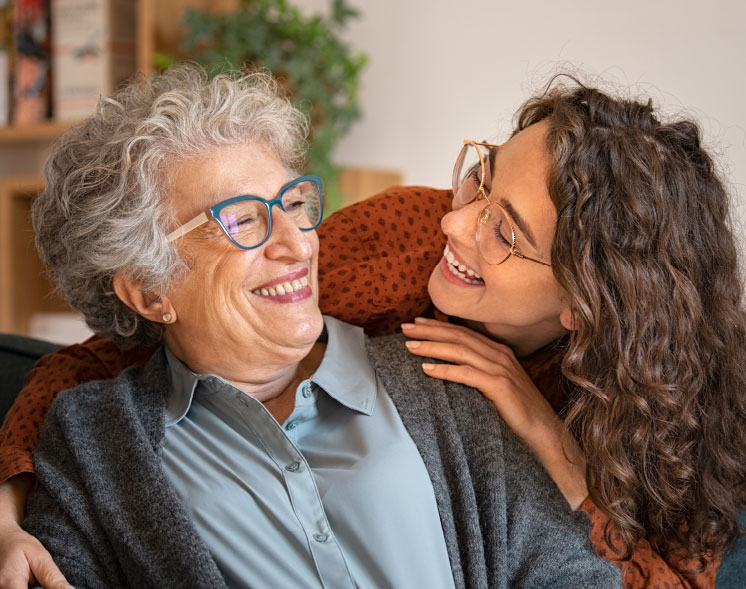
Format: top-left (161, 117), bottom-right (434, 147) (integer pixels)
top-left (165, 332), bottom-right (326, 423)
top-left (462, 318), bottom-right (567, 358)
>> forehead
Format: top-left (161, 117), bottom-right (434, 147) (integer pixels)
top-left (495, 121), bottom-right (555, 251)
top-left (167, 143), bottom-right (289, 218)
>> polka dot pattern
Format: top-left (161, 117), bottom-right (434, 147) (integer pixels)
top-left (317, 185), bottom-right (451, 335)
top-left (580, 496), bottom-right (718, 588)
top-left (0, 185), bottom-right (721, 586)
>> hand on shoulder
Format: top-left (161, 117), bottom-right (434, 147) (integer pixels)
top-left (402, 317), bottom-right (588, 509)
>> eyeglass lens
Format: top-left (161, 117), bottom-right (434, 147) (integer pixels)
top-left (476, 202), bottom-right (516, 265)
top-left (217, 179), bottom-right (322, 248)
top-left (453, 143), bottom-right (491, 205)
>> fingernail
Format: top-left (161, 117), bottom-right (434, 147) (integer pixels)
top-left (414, 317), bottom-right (428, 324)
top-left (405, 340), bottom-right (420, 349)
top-left (422, 363), bottom-right (435, 371)
top-left (401, 323), bottom-right (416, 330)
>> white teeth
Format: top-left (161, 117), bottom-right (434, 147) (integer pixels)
top-left (252, 276), bottom-right (311, 296)
top-left (443, 244), bottom-right (483, 282)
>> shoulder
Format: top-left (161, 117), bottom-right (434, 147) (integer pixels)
top-left (366, 332), bottom-right (504, 440)
top-left (317, 187), bottom-right (450, 336)
top-left (43, 348), bottom-right (168, 441)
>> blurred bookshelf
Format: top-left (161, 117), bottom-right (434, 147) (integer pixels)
top-left (0, 0), bottom-right (402, 341)
top-left (0, 120), bottom-right (70, 142)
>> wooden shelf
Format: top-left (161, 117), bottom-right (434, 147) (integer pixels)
top-left (0, 178), bottom-right (73, 335)
top-left (0, 121), bottom-right (73, 143)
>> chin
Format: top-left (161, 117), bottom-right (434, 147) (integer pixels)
top-left (427, 270), bottom-right (458, 318)
top-left (293, 309), bottom-right (325, 344)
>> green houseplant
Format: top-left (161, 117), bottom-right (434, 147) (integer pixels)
top-left (161, 0), bottom-right (366, 214)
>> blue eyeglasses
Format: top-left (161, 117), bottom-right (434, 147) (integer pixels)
top-left (166, 174), bottom-right (323, 250)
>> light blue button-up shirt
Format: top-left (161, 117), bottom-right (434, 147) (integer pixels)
top-left (161, 316), bottom-right (455, 589)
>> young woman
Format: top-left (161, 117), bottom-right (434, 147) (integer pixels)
top-left (404, 81), bottom-right (746, 586)
top-left (1, 76), bottom-right (744, 588)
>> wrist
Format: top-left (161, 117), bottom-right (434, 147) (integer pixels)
top-left (0, 474), bottom-right (33, 526)
top-left (530, 419), bottom-right (588, 510)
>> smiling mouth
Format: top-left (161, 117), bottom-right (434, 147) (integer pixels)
top-left (443, 244), bottom-right (484, 284)
top-left (252, 276), bottom-right (309, 297)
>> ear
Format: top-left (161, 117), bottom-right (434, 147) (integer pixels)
top-left (113, 272), bottom-right (176, 324)
top-left (559, 306), bottom-right (577, 331)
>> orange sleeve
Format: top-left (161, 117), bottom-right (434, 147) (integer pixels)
top-left (317, 185), bottom-right (450, 335)
top-left (0, 337), bottom-right (153, 485)
top-left (0, 185), bottom-right (450, 485)
top-left (580, 496), bottom-right (720, 589)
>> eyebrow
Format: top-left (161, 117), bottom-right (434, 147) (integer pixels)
top-left (489, 146), bottom-right (539, 249)
top-left (499, 200), bottom-right (537, 249)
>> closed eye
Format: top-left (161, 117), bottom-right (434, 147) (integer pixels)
top-left (494, 220), bottom-right (512, 248)
top-left (283, 197), bottom-right (306, 212)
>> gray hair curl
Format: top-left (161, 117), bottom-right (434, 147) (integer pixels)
top-left (32, 63), bottom-right (309, 348)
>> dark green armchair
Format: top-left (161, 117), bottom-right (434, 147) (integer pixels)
top-left (0, 333), bottom-right (61, 423)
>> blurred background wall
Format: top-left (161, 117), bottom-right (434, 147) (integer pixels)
top-left (303, 0), bottom-right (746, 221)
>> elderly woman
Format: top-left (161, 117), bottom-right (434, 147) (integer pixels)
top-left (0, 65), bottom-right (617, 588)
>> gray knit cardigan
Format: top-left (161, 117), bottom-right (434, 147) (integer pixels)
top-left (24, 334), bottom-right (620, 589)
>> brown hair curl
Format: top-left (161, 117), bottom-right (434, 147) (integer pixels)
top-left (516, 78), bottom-right (746, 574)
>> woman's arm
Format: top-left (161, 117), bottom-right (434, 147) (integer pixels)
top-left (0, 339), bottom-right (151, 587)
top-left (0, 475), bottom-right (72, 589)
top-left (0, 337), bottom-right (152, 485)
top-left (402, 317), bottom-right (589, 507)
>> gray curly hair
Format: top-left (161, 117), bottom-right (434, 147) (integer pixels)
top-left (32, 63), bottom-right (309, 348)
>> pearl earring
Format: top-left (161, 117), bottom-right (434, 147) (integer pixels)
top-left (162, 313), bottom-right (173, 323)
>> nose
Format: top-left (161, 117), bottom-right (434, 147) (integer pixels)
top-left (263, 206), bottom-right (314, 261)
top-left (440, 199), bottom-right (481, 250)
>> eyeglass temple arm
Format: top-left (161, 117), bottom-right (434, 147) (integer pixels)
top-left (166, 212), bottom-right (209, 242)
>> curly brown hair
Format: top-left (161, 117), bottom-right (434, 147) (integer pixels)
top-left (515, 78), bottom-right (746, 574)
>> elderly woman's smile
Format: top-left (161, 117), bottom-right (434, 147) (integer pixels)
top-left (251, 268), bottom-right (311, 299)
top-left (156, 142), bottom-right (324, 386)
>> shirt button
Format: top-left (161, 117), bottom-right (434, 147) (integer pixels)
top-left (301, 382), bottom-right (312, 398)
top-left (285, 461), bottom-right (301, 472)
top-left (313, 533), bottom-right (329, 543)
top-left (286, 421), bottom-right (297, 431)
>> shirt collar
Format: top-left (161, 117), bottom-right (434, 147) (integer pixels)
top-left (164, 315), bottom-right (376, 427)
top-left (311, 315), bottom-right (376, 415)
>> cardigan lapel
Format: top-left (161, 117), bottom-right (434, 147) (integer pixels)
top-left (366, 334), bottom-right (491, 589)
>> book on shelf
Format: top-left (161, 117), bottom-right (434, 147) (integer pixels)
top-left (52, 0), bottom-right (135, 121)
top-left (0, 0), bottom-right (10, 126)
top-left (12, 0), bottom-right (52, 125)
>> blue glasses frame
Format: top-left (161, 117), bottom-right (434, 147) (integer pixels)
top-left (166, 174), bottom-right (324, 250)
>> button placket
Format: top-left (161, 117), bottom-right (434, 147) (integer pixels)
top-left (225, 378), bottom-right (354, 587)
